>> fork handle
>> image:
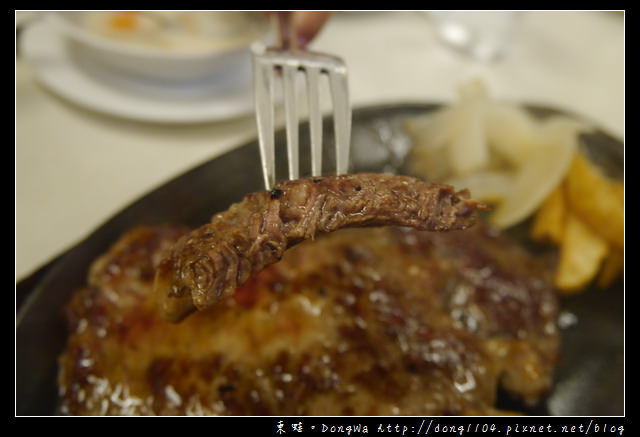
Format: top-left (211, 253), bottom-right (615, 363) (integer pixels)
top-left (276, 11), bottom-right (297, 50)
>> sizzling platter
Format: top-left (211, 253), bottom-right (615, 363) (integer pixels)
top-left (15, 104), bottom-right (623, 416)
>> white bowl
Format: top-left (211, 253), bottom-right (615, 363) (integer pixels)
top-left (49, 11), bottom-right (273, 82)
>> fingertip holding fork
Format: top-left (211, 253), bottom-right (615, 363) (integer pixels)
top-left (251, 44), bottom-right (351, 190)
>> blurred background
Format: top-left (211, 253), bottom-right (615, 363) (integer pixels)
top-left (15, 10), bottom-right (624, 283)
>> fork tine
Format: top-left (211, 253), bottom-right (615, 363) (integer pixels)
top-left (252, 53), bottom-right (276, 190)
top-left (252, 46), bottom-right (350, 188)
top-left (283, 63), bottom-right (300, 180)
top-left (305, 67), bottom-right (323, 177)
top-left (329, 67), bottom-right (351, 175)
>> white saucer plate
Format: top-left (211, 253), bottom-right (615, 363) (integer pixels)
top-left (20, 17), bottom-right (259, 124)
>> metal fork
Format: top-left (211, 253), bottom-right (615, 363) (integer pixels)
top-left (251, 14), bottom-right (351, 190)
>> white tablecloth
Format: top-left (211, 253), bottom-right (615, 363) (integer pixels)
top-left (15, 11), bottom-right (624, 281)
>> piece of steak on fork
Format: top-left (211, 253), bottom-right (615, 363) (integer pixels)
top-left (154, 173), bottom-right (486, 322)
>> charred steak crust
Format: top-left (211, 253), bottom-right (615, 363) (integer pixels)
top-left (58, 224), bottom-right (560, 416)
top-left (154, 173), bottom-right (487, 322)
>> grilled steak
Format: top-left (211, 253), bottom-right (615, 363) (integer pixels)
top-left (154, 173), bottom-right (486, 322)
top-left (58, 223), bottom-right (560, 416)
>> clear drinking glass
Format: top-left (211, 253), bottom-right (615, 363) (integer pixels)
top-left (427, 11), bottom-right (521, 62)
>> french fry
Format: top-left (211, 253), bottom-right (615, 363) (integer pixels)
top-left (564, 153), bottom-right (624, 249)
top-left (597, 181), bottom-right (625, 288)
top-left (597, 247), bottom-right (624, 289)
top-left (611, 180), bottom-right (624, 204)
top-left (530, 183), bottom-right (566, 245)
top-left (554, 212), bottom-right (608, 293)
